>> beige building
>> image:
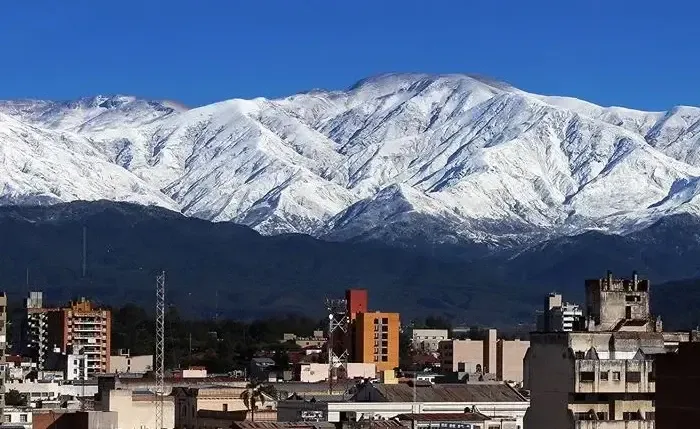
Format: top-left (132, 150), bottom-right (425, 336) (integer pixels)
top-left (281, 331), bottom-right (326, 348)
top-left (298, 362), bottom-right (375, 383)
top-left (524, 271), bottom-right (695, 429)
top-left (99, 388), bottom-right (175, 429)
top-left (109, 349), bottom-right (153, 374)
top-left (439, 329), bottom-right (529, 383)
top-left (497, 339), bottom-right (530, 383)
top-left (173, 386), bottom-right (277, 429)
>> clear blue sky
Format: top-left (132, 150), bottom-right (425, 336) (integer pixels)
top-left (1, 0), bottom-right (698, 110)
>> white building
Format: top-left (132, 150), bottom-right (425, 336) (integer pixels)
top-left (4, 380), bottom-right (98, 404)
top-left (537, 293), bottom-right (584, 332)
top-left (298, 363), bottom-right (375, 383)
top-left (278, 382), bottom-right (528, 427)
top-left (66, 351), bottom-right (88, 381)
top-left (2, 407), bottom-right (32, 428)
top-left (410, 329), bottom-right (450, 352)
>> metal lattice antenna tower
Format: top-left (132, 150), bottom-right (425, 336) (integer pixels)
top-left (155, 271), bottom-right (166, 429)
top-left (325, 298), bottom-right (349, 395)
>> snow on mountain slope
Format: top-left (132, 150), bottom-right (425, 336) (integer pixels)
top-left (1, 73), bottom-right (700, 244)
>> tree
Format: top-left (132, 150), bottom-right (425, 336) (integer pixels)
top-left (239, 382), bottom-right (277, 422)
top-left (5, 389), bottom-right (27, 406)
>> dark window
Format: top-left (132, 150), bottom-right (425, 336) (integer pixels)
top-left (648, 371), bottom-right (656, 382)
top-left (612, 371), bottom-right (621, 381)
top-left (223, 404), bottom-right (228, 411)
top-left (381, 356), bottom-right (388, 362)
top-left (580, 372), bottom-right (595, 382)
top-left (627, 372), bottom-right (642, 383)
top-left (457, 362), bottom-right (465, 372)
top-left (382, 318), bottom-right (388, 324)
top-left (600, 371), bottom-right (609, 381)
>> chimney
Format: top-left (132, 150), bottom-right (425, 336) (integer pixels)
top-left (606, 271), bottom-right (613, 289)
top-left (633, 271), bottom-right (638, 289)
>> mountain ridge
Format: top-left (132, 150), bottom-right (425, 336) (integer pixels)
top-left (1, 73), bottom-right (699, 245)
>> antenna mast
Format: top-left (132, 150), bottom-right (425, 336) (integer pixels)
top-left (155, 271), bottom-right (166, 429)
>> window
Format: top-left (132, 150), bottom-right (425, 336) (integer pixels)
top-left (223, 404), bottom-right (228, 412)
top-left (579, 371), bottom-right (595, 382)
top-left (457, 362), bottom-right (466, 372)
top-left (600, 371), bottom-right (609, 381)
top-left (20, 414), bottom-right (27, 423)
top-left (612, 371), bottom-right (621, 381)
top-left (381, 356), bottom-right (388, 362)
top-left (626, 371), bottom-right (641, 382)
top-left (382, 318), bottom-right (388, 324)
top-left (649, 371), bottom-right (656, 382)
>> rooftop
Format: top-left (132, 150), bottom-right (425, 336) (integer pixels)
top-left (397, 413), bottom-right (491, 422)
top-left (354, 383), bottom-right (527, 403)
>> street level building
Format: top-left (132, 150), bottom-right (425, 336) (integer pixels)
top-left (655, 341), bottom-right (700, 429)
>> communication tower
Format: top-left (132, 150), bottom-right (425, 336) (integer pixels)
top-left (155, 272), bottom-right (166, 429)
top-left (325, 298), bottom-right (349, 394)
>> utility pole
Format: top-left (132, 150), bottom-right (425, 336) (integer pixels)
top-left (155, 272), bottom-right (166, 429)
top-left (82, 226), bottom-right (87, 277)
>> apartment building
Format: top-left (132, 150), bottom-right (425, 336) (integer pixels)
top-left (46, 298), bottom-right (112, 376)
top-left (538, 292), bottom-right (584, 332)
top-left (438, 329), bottom-right (530, 383)
top-left (0, 293), bottom-right (7, 418)
top-left (22, 292), bottom-right (55, 370)
top-left (354, 311), bottom-right (400, 372)
top-left (109, 349), bottom-right (153, 374)
top-left (524, 271), bottom-right (694, 429)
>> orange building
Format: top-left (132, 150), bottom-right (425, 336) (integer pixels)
top-left (354, 311), bottom-right (400, 372)
top-left (48, 298), bottom-right (112, 375)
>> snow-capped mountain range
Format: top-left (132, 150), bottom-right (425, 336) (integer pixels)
top-left (1, 73), bottom-right (699, 245)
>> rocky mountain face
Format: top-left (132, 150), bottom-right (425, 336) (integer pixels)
top-left (1, 74), bottom-right (699, 245)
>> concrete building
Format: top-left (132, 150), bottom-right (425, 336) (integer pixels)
top-left (496, 339), bottom-right (529, 384)
top-left (439, 330), bottom-right (529, 383)
top-left (98, 388), bottom-right (175, 429)
top-left (277, 382), bottom-right (529, 427)
top-left (524, 271), bottom-right (694, 429)
top-left (22, 292), bottom-right (55, 371)
top-left (537, 293), bottom-right (585, 332)
top-left (297, 363), bottom-right (375, 383)
top-left (66, 348), bottom-right (88, 381)
top-left (173, 386), bottom-right (277, 429)
top-left (354, 312), bottom-right (400, 373)
top-left (655, 341), bottom-right (700, 429)
top-left (396, 412), bottom-right (519, 429)
top-left (24, 295), bottom-right (112, 376)
top-left (2, 406), bottom-right (32, 428)
top-left (31, 410), bottom-right (118, 429)
top-left (0, 292), bottom-right (7, 418)
top-left (109, 349), bottom-right (153, 374)
top-left (410, 329), bottom-right (449, 352)
top-left (48, 298), bottom-right (111, 375)
top-left (4, 380), bottom-right (98, 404)
top-left (281, 331), bottom-right (326, 349)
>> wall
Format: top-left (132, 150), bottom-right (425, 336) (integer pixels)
top-left (109, 354), bottom-right (153, 373)
top-left (102, 389), bottom-right (175, 429)
top-left (32, 411), bottom-right (118, 429)
top-left (496, 339), bottom-right (530, 383)
top-left (656, 342), bottom-right (700, 429)
top-left (299, 363), bottom-right (376, 382)
top-left (484, 329), bottom-right (497, 374)
top-left (439, 340), bottom-right (483, 373)
top-left (523, 333), bottom-right (575, 429)
top-left (410, 329), bottom-right (449, 352)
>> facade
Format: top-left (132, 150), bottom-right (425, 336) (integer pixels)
top-left (410, 329), bottom-right (449, 352)
top-left (354, 312), bottom-right (400, 372)
top-left (346, 289), bottom-right (369, 321)
top-left (109, 349), bottom-right (154, 373)
top-left (48, 298), bottom-right (112, 375)
top-left (277, 382), bottom-right (529, 427)
top-left (173, 386), bottom-right (277, 429)
top-left (496, 339), bottom-right (530, 384)
top-left (23, 294), bottom-right (112, 376)
top-left (655, 341), bottom-right (700, 429)
top-left (2, 407), bottom-right (32, 428)
top-left (66, 349), bottom-right (89, 381)
top-left (524, 271), bottom-right (693, 429)
top-left (298, 362), bottom-right (375, 383)
top-left (439, 330), bottom-right (528, 383)
top-left (397, 413), bottom-right (519, 429)
top-left (282, 331), bottom-right (326, 349)
top-left (23, 292), bottom-right (55, 371)
top-left (0, 293), bottom-right (7, 417)
top-left (537, 293), bottom-right (584, 332)
top-left (98, 388), bottom-right (175, 429)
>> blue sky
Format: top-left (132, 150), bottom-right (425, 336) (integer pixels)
top-left (1, 0), bottom-right (698, 110)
